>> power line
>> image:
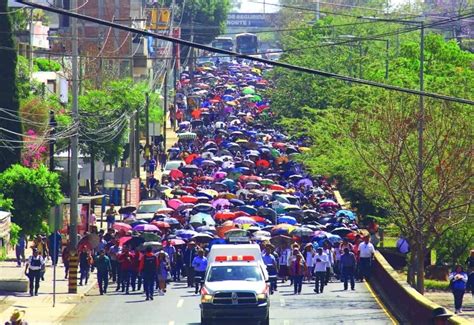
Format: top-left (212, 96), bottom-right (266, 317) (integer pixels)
top-left (16, 0), bottom-right (474, 106)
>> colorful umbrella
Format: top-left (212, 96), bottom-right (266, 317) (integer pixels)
top-left (113, 222), bottom-right (132, 232)
top-left (234, 216), bottom-right (257, 225)
top-left (168, 199), bottom-right (184, 210)
top-left (170, 169), bottom-right (184, 180)
top-left (133, 224), bottom-right (160, 232)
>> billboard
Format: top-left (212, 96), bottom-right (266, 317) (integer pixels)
top-left (226, 13), bottom-right (278, 28)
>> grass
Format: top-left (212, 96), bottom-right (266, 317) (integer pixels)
top-left (425, 279), bottom-right (451, 291)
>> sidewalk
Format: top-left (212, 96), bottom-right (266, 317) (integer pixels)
top-left (425, 291), bottom-right (474, 321)
top-left (0, 250), bottom-right (95, 324)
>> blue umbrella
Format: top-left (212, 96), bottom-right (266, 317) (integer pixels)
top-left (175, 229), bottom-right (197, 240)
top-left (278, 216), bottom-right (297, 225)
top-left (336, 209), bottom-right (356, 220)
top-left (130, 220), bottom-right (148, 227)
top-left (238, 205), bottom-right (258, 215)
top-left (230, 198), bottom-right (245, 206)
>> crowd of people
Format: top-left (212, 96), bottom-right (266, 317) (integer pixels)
top-left (13, 56), bottom-right (473, 321)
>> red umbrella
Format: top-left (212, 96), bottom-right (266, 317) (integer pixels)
top-left (113, 222), bottom-right (132, 232)
top-left (256, 159), bottom-right (270, 168)
top-left (118, 236), bottom-right (132, 247)
top-left (246, 175), bottom-right (262, 182)
top-left (269, 184), bottom-right (286, 191)
top-left (250, 216), bottom-right (267, 223)
top-left (181, 195), bottom-right (198, 204)
top-left (273, 142), bottom-right (287, 149)
top-left (191, 109), bottom-right (202, 120)
top-left (214, 211), bottom-right (236, 221)
top-left (169, 238), bottom-right (186, 246)
top-left (181, 186), bottom-right (197, 194)
top-left (151, 221), bottom-right (170, 229)
top-left (233, 211), bottom-right (250, 218)
top-left (170, 169), bottom-right (184, 180)
top-left (185, 153), bottom-right (199, 165)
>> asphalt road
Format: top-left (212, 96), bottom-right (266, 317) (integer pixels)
top-left (63, 278), bottom-right (393, 325)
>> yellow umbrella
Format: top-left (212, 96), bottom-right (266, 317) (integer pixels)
top-left (299, 147), bottom-right (311, 152)
top-left (236, 139), bottom-right (248, 143)
top-left (163, 188), bottom-right (173, 198)
top-left (202, 189), bottom-right (218, 197)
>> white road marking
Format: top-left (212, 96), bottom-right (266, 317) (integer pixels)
top-left (283, 320), bottom-right (290, 325)
top-left (280, 297), bottom-right (285, 307)
top-left (176, 298), bottom-right (184, 308)
top-left (168, 321), bottom-right (175, 325)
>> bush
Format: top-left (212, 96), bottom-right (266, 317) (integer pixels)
top-left (33, 58), bottom-right (61, 72)
top-left (425, 279), bottom-right (450, 291)
top-left (9, 222), bottom-right (22, 246)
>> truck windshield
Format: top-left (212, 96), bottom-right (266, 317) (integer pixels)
top-left (207, 265), bottom-right (262, 282)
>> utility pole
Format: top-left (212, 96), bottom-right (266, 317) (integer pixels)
top-left (135, 109), bottom-right (140, 178)
top-left (68, 0), bottom-right (79, 294)
top-left (416, 21), bottom-right (425, 294)
top-left (145, 93), bottom-right (150, 147)
top-left (163, 71), bottom-right (168, 151)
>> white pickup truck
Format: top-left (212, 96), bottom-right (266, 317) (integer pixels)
top-left (200, 244), bottom-right (270, 325)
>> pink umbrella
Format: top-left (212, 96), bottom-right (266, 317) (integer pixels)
top-left (168, 199), bottom-right (184, 210)
top-left (214, 171), bottom-right (227, 180)
top-left (113, 222), bottom-right (132, 232)
top-left (133, 224), bottom-right (160, 232)
top-left (234, 216), bottom-right (257, 225)
top-left (212, 198), bottom-right (230, 209)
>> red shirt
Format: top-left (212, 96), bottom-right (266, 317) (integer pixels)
top-left (118, 251), bottom-right (133, 271)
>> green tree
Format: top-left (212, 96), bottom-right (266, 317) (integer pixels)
top-left (171, 0), bottom-right (231, 45)
top-left (269, 10), bottom-right (473, 294)
top-left (33, 58), bottom-right (61, 72)
top-left (0, 164), bottom-right (63, 234)
top-left (0, 3), bottom-right (22, 171)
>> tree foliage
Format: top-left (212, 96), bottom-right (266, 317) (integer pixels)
top-left (0, 3), bottom-right (22, 171)
top-left (269, 11), bottom-right (474, 293)
top-left (0, 164), bottom-right (63, 235)
top-left (165, 0), bottom-right (231, 45)
top-left (33, 58), bottom-right (61, 72)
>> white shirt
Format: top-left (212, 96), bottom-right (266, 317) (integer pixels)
top-left (358, 242), bottom-right (375, 258)
top-left (324, 248), bottom-right (334, 265)
top-left (313, 253), bottom-right (329, 272)
top-left (305, 251), bottom-right (315, 267)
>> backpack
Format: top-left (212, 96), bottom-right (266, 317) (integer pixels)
top-left (143, 255), bottom-right (157, 273)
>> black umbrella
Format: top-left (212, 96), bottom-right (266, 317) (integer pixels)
top-left (119, 206), bottom-right (136, 215)
top-left (181, 165), bottom-right (199, 174)
top-left (331, 227), bottom-right (353, 237)
top-left (257, 207), bottom-right (277, 219)
top-left (229, 198), bottom-right (245, 206)
top-left (124, 236), bottom-right (145, 249)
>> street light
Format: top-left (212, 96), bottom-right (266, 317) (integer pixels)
top-left (359, 15), bottom-right (426, 291)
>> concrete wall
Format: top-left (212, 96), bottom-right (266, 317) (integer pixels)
top-left (371, 251), bottom-right (470, 325)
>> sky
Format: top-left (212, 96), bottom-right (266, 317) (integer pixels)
top-left (237, 0), bottom-right (410, 13)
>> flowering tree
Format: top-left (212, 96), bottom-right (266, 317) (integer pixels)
top-left (22, 129), bottom-right (47, 168)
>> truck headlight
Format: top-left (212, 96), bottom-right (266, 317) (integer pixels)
top-left (256, 293), bottom-right (267, 301)
top-left (201, 294), bottom-right (214, 303)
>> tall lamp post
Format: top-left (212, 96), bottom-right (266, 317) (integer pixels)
top-left (360, 16), bottom-right (425, 292)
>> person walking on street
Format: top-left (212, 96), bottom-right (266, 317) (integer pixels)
top-left (159, 151), bottom-right (167, 172)
top-left (105, 204), bottom-right (118, 230)
top-left (118, 245), bottom-right (133, 294)
top-left (24, 248), bottom-right (45, 296)
top-left (192, 249), bottom-right (208, 294)
top-left (93, 249), bottom-right (111, 295)
top-left (157, 251), bottom-right (170, 295)
top-left (262, 245), bottom-right (278, 293)
top-left (15, 234), bottom-right (26, 267)
top-left (313, 247), bottom-right (328, 294)
top-left (108, 242), bottom-right (121, 284)
top-left (131, 248), bottom-right (142, 291)
top-left (184, 241), bottom-right (197, 288)
top-left (449, 265), bottom-right (468, 314)
top-left (358, 236), bottom-right (375, 282)
top-left (289, 252), bottom-right (306, 295)
top-left (139, 246), bottom-right (159, 300)
top-left (79, 248), bottom-right (92, 286)
top-left (340, 247), bottom-right (357, 291)
top-left (278, 244), bottom-right (291, 283)
top-left (62, 245), bottom-right (70, 279)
